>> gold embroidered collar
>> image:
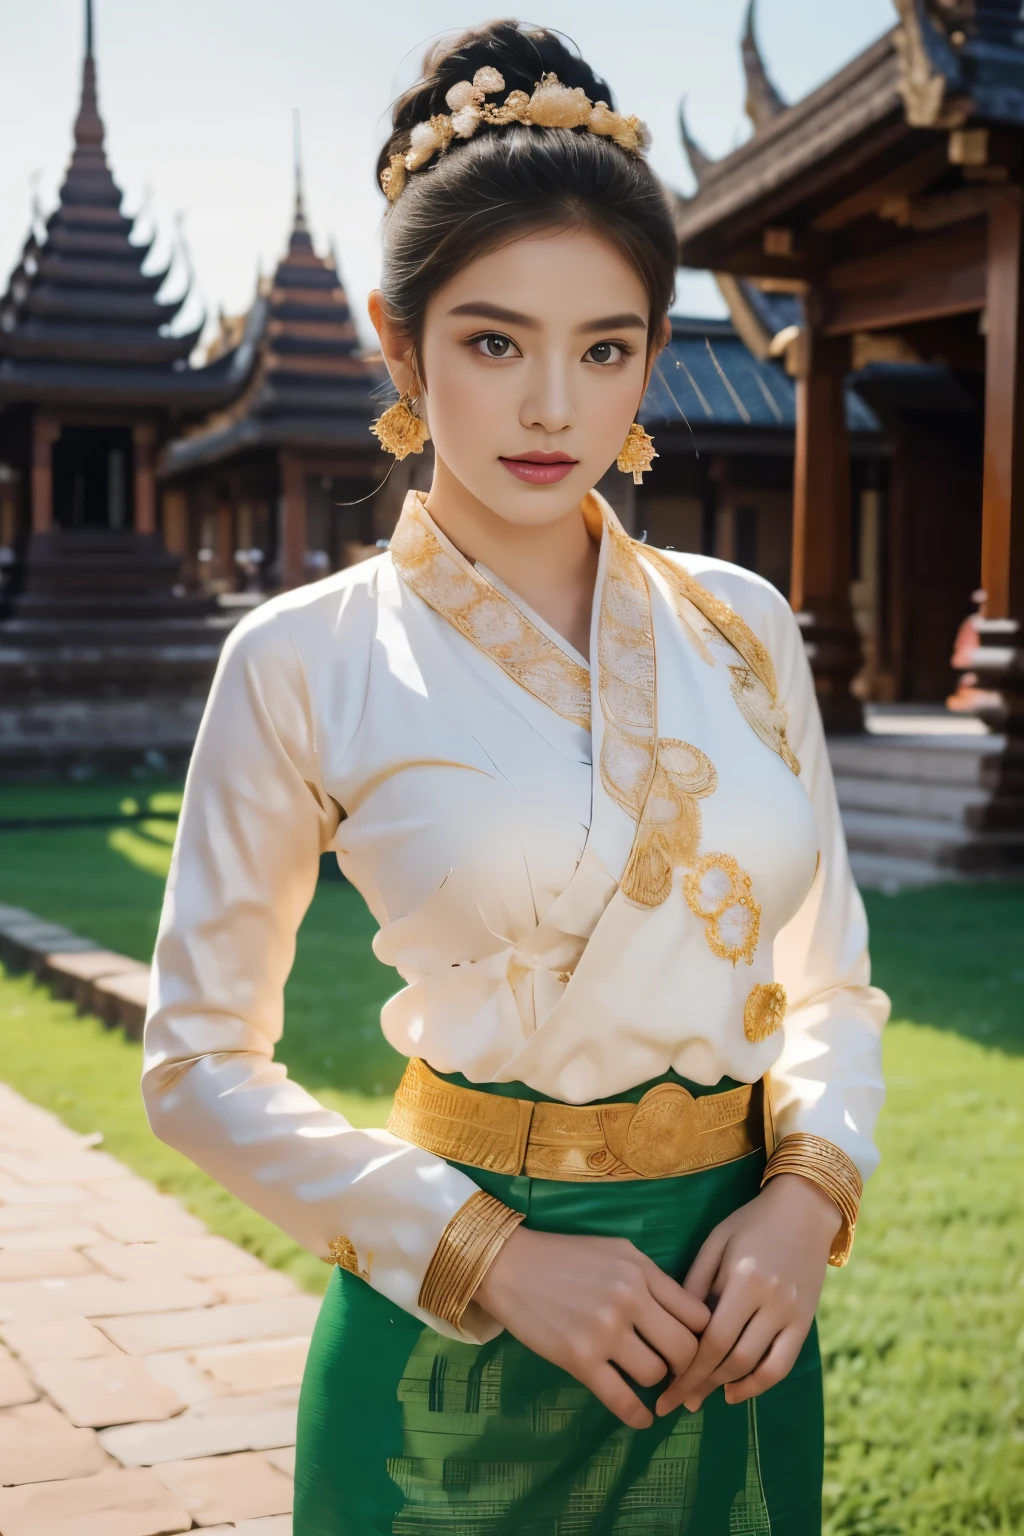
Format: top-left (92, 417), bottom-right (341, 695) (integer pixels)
top-left (389, 491), bottom-right (592, 730)
top-left (389, 488), bottom-right (798, 777)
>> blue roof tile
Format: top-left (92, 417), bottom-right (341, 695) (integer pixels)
top-left (641, 318), bottom-right (880, 436)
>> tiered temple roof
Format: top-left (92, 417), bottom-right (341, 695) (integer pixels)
top-left (674, 0), bottom-right (1024, 272)
top-left (165, 171), bottom-right (381, 474)
top-left (0, 1), bottom-right (242, 411)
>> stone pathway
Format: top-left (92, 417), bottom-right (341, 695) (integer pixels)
top-left (0, 1079), bottom-right (321, 1534)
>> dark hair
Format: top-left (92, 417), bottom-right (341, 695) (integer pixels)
top-left (376, 20), bottom-right (677, 357)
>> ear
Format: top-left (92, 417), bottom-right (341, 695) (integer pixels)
top-left (368, 291), bottom-right (419, 397)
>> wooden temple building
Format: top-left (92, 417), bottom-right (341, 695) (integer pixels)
top-left (160, 162), bottom-right (384, 592)
top-left (670, 0), bottom-right (1024, 873)
top-left (0, 3), bottom-right (380, 777)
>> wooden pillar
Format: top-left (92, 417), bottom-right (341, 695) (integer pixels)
top-left (974, 192), bottom-right (1024, 704)
top-left (791, 324), bottom-right (863, 732)
top-left (953, 188), bottom-right (1024, 870)
top-left (215, 498), bottom-right (234, 582)
top-left (279, 452), bottom-right (308, 587)
top-left (132, 423), bottom-right (157, 535)
top-left (162, 489), bottom-right (189, 556)
top-left (31, 415), bottom-right (60, 535)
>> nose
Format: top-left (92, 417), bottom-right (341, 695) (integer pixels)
top-left (520, 350), bottom-right (574, 436)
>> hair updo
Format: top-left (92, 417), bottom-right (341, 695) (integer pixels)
top-left (376, 20), bottom-right (678, 356)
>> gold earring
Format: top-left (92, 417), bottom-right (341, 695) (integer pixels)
top-left (370, 394), bottom-right (430, 460)
top-left (616, 422), bottom-right (657, 485)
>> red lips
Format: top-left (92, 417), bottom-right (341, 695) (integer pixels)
top-left (499, 451), bottom-right (579, 485)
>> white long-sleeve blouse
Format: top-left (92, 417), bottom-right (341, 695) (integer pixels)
top-left (142, 489), bottom-right (888, 1342)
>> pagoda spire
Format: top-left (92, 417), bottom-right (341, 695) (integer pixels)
top-left (74, 0), bottom-right (104, 152)
top-left (292, 109), bottom-right (308, 235)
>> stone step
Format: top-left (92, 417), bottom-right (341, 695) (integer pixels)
top-left (840, 807), bottom-right (1024, 865)
top-left (828, 734), bottom-right (1005, 787)
top-left (847, 851), bottom-right (968, 891)
top-left (834, 772), bottom-right (991, 824)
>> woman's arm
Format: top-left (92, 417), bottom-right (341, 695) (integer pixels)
top-left (657, 582), bottom-right (889, 1415)
top-left (142, 598), bottom-right (500, 1343)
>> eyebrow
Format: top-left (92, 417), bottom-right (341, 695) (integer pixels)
top-left (448, 301), bottom-right (647, 333)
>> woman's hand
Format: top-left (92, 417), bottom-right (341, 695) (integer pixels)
top-left (656, 1173), bottom-right (841, 1416)
top-left (473, 1227), bottom-right (711, 1429)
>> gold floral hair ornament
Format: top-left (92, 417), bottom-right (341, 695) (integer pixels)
top-left (381, 69), bottom-right (651, 201)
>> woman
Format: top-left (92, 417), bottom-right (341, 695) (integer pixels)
top-left (143, 22), bottom-right (888, 1534)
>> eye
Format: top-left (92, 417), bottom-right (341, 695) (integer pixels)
top-left (472, 332), bottom-right (520, 359)
top-left (585, 341), bottom-right (626, 365)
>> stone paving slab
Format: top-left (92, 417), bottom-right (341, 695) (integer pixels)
top-left (0, 1465), bottom-right (192, 1536)
top-left (0, 1221), bottom-right (108, 1250)
top-left (0, 1270), bottom-right (219, 1320)
top-left (100, 1295), bottom-right (322, 1356)
top-left (191, 1339), bottom-right (310, 1396)
top-left (0, 1312), bottom-right (121, 1363)
top-left (208, 1271), bottom-right (299, 1305)
top-left (203, 1519), bottom-right (293, 1535)
top-left (31, 1354), bottom-right (185, 1428)
top-left (0, 1400), bottom-right (109, 1485)
top-left (84, 1236), bottom-right (267, 1282)
top-left (0, 1246), bottom-right (96, 1280)
top-left (0, 1342), bottom-right (38, 1406)
top-left (152, 1450), bottom-right (293, 1527)
top-left (0, 1072), bottom-right (318, 1529)
top-left (99, 1388), bottom-right (299, 1467)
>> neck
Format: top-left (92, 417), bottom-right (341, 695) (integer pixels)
top-left (424, 456), bottom-right (600, 660)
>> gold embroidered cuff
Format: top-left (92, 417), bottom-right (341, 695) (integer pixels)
top-left (760, 1132), bottom-right (863, 1267)
top-left (418, 1190), bottom-right (526, 1330)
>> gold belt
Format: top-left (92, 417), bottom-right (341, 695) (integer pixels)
top-left (387, 1057), bottom-right (764, 1182)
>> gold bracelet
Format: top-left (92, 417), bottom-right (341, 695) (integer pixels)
top-left (418, 1190), bottom-right (526, 1330)
top-left (761, 1133), bottom-right (863, 1267)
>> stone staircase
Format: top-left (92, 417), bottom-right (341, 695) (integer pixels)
top-left (829, 709), bottom-right (1023, 889)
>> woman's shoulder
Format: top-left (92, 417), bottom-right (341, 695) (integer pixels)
top-left (644, 545), bottom-right (798, 646)
top-left (220, 552), bottom-right (392, 668)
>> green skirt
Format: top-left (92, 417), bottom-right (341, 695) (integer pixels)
top-left (294, 1070), bottom-right (823, 1535)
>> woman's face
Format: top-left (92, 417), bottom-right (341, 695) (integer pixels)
top-left (377, 225), bottom-right (657, 527)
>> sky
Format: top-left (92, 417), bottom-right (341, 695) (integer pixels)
top-left (3, 0), bottom-right (897, 349)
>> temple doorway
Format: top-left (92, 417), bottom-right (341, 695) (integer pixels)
top-left (52, 425), bottom-right (134, 530)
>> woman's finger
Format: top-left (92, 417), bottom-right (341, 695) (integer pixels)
top-left (584, 1360), bottom-right (655, 1430)
top-left (724, 1324), bottom-right (805, 1405)
top-left (634, 1295), bottom-right (701, 1379)
top-left (681, 1220), bottom-right (733, 1303)
top-left (707, 1311), bottom-right (778, 1388)
top-left (645, 1263), bottom-right (712, 1335)
top-left (611, 1331), bottom-right (673, 1391)
top-left (665, 1282), bottom-right (758, 1408)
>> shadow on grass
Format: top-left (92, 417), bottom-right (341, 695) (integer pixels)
top-left (0, 814), bottom-right (405, 1101)
top-left (864, 882), bottom-right (1024, 1056)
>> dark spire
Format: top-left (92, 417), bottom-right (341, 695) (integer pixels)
top-left (0, 0), bottom-right (201, 376)
top-left (74, 0), bottom-right (104, 155)
top-left (678, 100), bottom-right (718, 187)
top-left (292, 109), bottom-right (308, 235)
top-left (742, 0), bottom-right (787, 132)
top-left (167, 174), bottom-right (379, 472)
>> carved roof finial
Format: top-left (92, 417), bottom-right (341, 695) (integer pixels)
top-left (742, 0), bottom-right (786, 132)
top-left (75, 0), bottom-right (103, 149)
top-left (292, 108), bottom-right (308, 235)
top-left (678, 99), bottom-right (718, 187)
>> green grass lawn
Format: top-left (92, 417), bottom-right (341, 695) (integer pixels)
top-left (0, 781), bottom-right (1021, 1533)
